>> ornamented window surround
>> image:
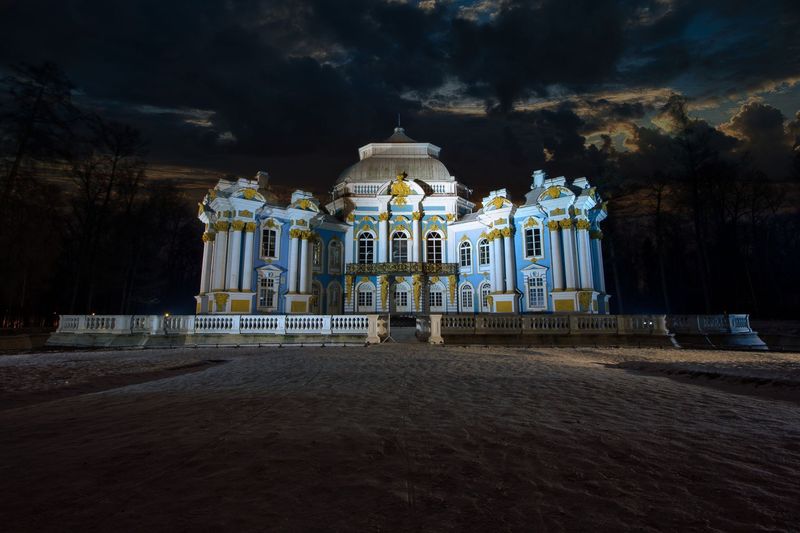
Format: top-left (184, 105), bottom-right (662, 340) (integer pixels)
top-left (523, 268), bottom-right (548, 312)
top-left (260, 218), bottom-right (282, 261)
top-left (459, 282), bottom-right (474, 312)
top-left (523, 218), bottom-right (545, 260)
top-left (478, 238), bottom-right (491, 270)
top-left (357, 231), bottom-right (376, 265)
top-left (459, 240), bottom-right (473, 272)
top-left (328, 239), bottom-right (343, 274)
top-left (256, 267), bottom-right (282, 311)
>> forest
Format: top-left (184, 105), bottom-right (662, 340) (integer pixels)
top-left (1, 63), bottom-right (799, 327)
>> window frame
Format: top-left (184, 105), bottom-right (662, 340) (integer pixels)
top-left (459, 240), bottom-right (472, 270)
top-left (391, 230), bottom-right (409, 263)
top-left (479, 282), bottom-right (491, 312)
top-left (257, 271), bottom-right (280, 311)
top-left (426, 231), bottom-right (443, 264)
top-left (357, 232), bottom-right (375, 265)
top-left (478, 238), bottom-right (491, 269)
top-left (524, 223), bottom-right (544, 259)
top-left (260, 220), bottom-right (281, 261)
top-left (459, 283), bottom-right (474, 312)
top-left (525, 272), bottom-right (548, 311)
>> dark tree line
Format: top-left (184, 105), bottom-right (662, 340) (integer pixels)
top-left (0, 63), bottom-right (200, 328)
top-left (599, 97), bottom-right (800, 318)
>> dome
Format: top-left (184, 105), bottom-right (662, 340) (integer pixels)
top-left (338, 156), bottom-right (453, 183)
top-left (337, 127), bottom-right (454, 184)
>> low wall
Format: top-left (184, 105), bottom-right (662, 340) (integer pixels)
top-left (431, 314), bottom-right (677, 347)
top-left (49, 314), bottom-right (380, 348)
top-left (666, 314), bottom-right (767, 351)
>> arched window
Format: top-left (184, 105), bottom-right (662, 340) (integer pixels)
top-left (311, 281), bottom-right (322, 313)
top-left (328, 240), bottom-right (343, 274)
top-left (480, 282), bottom-right (491, 312)
top-left (357, 233), bottom-right (374, 264)
top-left (478, 239), bottom-right (490, 267)
top-left (460, 283), bottom-right (474, 311)
top-left (312, 238), bottom-right (323, 272)
top-left (428, 283), bottom-right (445, 311)
top-left (327, 282), bottom-right (342, 314)
top-left (524, 224), bottom-right (543, 258)
top-left (356, 282), bottom-right (375, 311)
top-left (391, 231), bottom-right (408, 263)
top-left (393, 282), bottom-right (411, 312)
top-left (426, 231), bottom-right (443, 264)
top-left (459, 241), bottom-right (472, 268)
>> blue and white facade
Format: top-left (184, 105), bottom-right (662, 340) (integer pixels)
top-left (195, 127), bottom-right (610, 315)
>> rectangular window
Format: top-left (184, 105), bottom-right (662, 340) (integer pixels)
top-left (262, 229), bottom-right (277, 258)
top-left (429, 290), bottom-right (443, 308)
top-left (358, 290), bottom-right (373, 307)
top-left (525, 228), bottom-right (543, 257)
top-left (395, 291), bottom-right (408, 307)
top-left (459, 243), bottom-right (472, 268)
top-left (258, 277), bottom-right (277, 309)
top-left (527, 275), bottom-right (546, 309)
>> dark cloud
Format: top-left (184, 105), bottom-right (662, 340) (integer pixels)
top-left (1, 0), bottom-right (799, 192)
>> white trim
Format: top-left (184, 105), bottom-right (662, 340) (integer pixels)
top-left (459, 281), bottom-right (475, 313)
top-left (259, 219), bottom-right (282, 261)
top-left (355, 281), bottom-right (376, 312)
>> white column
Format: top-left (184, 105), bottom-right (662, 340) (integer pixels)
top-left (211, 221), bottom-right (229, 291)
top-left (549, 221), bottom-right (564, 290)
top-left (241, 223), bottom-right (255, 292)
top-left (576, 222), bottom-right (593, 290)
top-left (503, 230), bottom-right (516, 293)
top-left (561, 221), bottom-right (578, 290)
top-left (492, 233), bottom-right (504, 293)
top-left (299, 233), bottom-right (309, 294)
top-left (592, 232), bottom-right (606, 293)
top-left (226, 222), bottom-right (243, 291)
top-left (305, 234), bottom-right (314, 293)
top-left (200, 228), bottom-right (214, 293)
top-left (287, 231), bottom-right (300, 293)
top-left (378, 214), bottom-right (388, 263)
top-left (412, 213), bottom-right (421, 262)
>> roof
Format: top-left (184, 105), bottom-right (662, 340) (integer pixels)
top-left (337, 127), bottom-right (453, 184)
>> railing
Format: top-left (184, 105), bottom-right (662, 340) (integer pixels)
top-left (352, 184), bottom-right (381, 195)
top-left (667, 314), bottom-right (753, 335)
top-left (346, 262), bottom-right (458, 275)
top-left (440, 314), bottom-right (668, 336)
top-left (56, 314), bottom-right (372, 337)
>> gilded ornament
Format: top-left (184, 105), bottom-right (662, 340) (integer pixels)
top-left (396, 276), bottom-right (405, 283)
top-left (214, 293), bottom-right (228, 311)
top-left (488, 196), bottom-right (507, 210)
top-left (346, 213), bottom-right (355, 223)
top-left (558, 219), bottom-right (573, 229)
top-left (345, 275), bottom-right (353, 303)
top-left (245, 222), bottom-right (257, 232)
top-left (578, 291), bottom-right (592, 310)
top-left (486, 295), bottom-right (494, 306)
top-left (524, 217), bottom-right (537, 228)
top-left (360, 276), bottom-right (370, 283)
top-left (547, 220), bottom-right (560, 231)
top-left (238, 210), bottom-right (253, 218)
top-left (501, 227), bottom-right (513, 238)
top-left (495, 218), bottom-right (507, 225)
top-left (215, 221), bottom-right (230, 232)
top-left (549, 208), bottom-right (566, 216)
top-left (231, 220), bottom-right (246, 231)
top-left (430, 276), bottom-right (440, 283)
top-left (446, 213), bottom-right (456, 222)
top-left (242, 188), bottom-right (257, 200)
top-left (412, 211), bottom-right (422, 221)
top-left (412, 274), bottom-right (422, 310)
top-left (575, 219), bottom-right (591, 230)
top-left (202, 232), bottom-right (215, 242)
top-left (297, 199), bottom-right (312, 210)
top-left (378, 212), bottom-right (390, 221)
top-left (589, 230), bottom-right (603, 240)
top-left (448, 275), bottom-right (456, 302)
top-left (223, 210), bottom-right (232, 218)
top-left (208, 189), bottom-right (217, 200)
top-left (545, 186), bottom-right (561, 199)
top-left (296, 219), bottom-right (307, 227)
top-left (380, 276), bottom-right (388, 308)
top-left (289, 228), bottom-right (304, 239)
top-left (197, 203), bottom-right (205, 217)
top-left (300, 230), bottom-right (314, 240)
top-left (264, 218), bottom-right (276, 228)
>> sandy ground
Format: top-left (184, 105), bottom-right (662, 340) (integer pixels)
top-left (1, 345), bottom-right (799, 532)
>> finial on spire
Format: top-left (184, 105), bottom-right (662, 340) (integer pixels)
top-left (397, 113), bottom-right (401, 128)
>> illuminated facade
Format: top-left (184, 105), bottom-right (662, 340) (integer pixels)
top-left (195, 127), bottom-right (610, 315)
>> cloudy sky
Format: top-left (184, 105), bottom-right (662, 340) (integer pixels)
top-left (2, 0), bottom-right (799, 198)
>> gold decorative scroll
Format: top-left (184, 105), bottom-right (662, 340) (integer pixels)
top-left (558, 219), bottom-right (573, 229)
top-left (547, 220), bottom-right (560, 231)
top-left (575, 219), bottom-right (591, 230)
top-left (448, 275), bottom-right (456, 302)
top-left (215, 221), bottom-right (230, 232)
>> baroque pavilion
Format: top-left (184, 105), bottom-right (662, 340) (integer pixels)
top-left (195, 126), bottom-right (610, 316)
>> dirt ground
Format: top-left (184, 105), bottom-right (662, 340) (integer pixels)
top-left (1, 345), bottom-right (799, 532)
